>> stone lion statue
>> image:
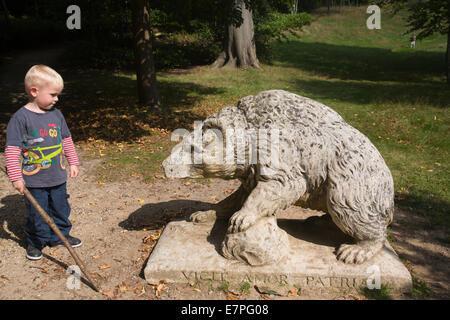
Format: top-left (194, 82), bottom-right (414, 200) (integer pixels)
top-left (163, 90), bottom-right (394, 266)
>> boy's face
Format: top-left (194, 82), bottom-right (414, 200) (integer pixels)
top-left (29, 83), bottom-right (62, 111)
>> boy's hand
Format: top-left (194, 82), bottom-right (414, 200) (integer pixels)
top-left (12, 179), bottom-right (26, 194)
top-left (69, 165), bottom-right (79, 178)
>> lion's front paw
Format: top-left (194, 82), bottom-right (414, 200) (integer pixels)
top-left (227, 210), bottom-right (259, 233)
top-left (190, 210), bottom-right (217, 224)
top-left (336, 241), bottom-right (383, 264)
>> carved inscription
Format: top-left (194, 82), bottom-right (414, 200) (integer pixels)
top-left (180, 271), bottom-right (366, 288)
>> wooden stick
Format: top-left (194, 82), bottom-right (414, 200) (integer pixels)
top-left (1, 166), bottom-right (99, 292)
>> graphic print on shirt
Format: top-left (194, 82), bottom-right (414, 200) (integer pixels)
top-left (22, 123), bottom-right (65, 176)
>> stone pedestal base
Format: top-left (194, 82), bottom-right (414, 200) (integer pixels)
top-left (144, 208), bottom-right (412, 293)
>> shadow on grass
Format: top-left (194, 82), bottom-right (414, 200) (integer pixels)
top-left (395, 189), bottom-right (450, 230)
top-left (275, 41), bottom-right (447, 83)
top-left (275, 41), bottom-right (449, 109)
top-left (290, 77), bottom-right (450, 109)
top-left (390, 207), bottom-right (450, 299)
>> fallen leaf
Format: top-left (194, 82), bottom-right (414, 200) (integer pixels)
top-left (347, 294), bottom-right (367, 300)
top-left (226, 293), bottom-right (238, 300)
top-left (102, 289), bottom-right (114, 297)
top-left (99, 264), bottom-right (111, 270)
top-left (136, 286), bottom-right (146, 296)
top-left (143, 234), bottom-right (159, 243)
top-left (228, 289), bottom-right (242, 296)
top-left (118, 285), bottom-right (128, 292)
top-left (287, 288), bottom-right (298, 296)
top-left (41, 267), bottom-right (50, 275)
top-left (156, 283), bottom-right (165, 297)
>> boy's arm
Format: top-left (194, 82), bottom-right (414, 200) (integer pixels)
top-left (5, 146), bottom-right (25, 193)
top-left (62, 136), bottom-right (80, 166)
top-left (5, 146), bottom-right (22, 181)
top-left (62, 136), bottom-right (80, 178)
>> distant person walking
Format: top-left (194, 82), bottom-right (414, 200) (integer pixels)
top-left (410, 34), bottom-right (416, 48)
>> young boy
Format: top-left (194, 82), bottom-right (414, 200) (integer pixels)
top-left (5, 65), bottom-right (81, 260)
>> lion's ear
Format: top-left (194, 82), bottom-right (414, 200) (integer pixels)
top-left (203, 117), bottom-right (223, 131)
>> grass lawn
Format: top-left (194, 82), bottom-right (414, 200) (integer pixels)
top-left (59, 7), bottom-right (448, 229)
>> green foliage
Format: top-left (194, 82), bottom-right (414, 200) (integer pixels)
top-left (239, 282), bottom-right (251, 294)
top-left (378, 0), bottom-right (449, 38)
top-left (411, 276), bottom-right (431, 298)
top-left (360, 284), bottom-right (393, 300)
top-left (217, 281), bottom-right (230, 291)
top-left (255, 11), bottom-right (312, 62)
top-left (406, 0), bottom-right (449, 38)
top-left (256, 11), bottom-right (312, 41)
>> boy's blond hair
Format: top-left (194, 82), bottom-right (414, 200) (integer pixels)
top-left (24, 65), bottom-right (64, 97)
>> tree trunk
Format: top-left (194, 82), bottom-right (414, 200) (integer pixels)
top-left (131, 0), bottom-right (160, 109)
top-left (447, 26), bottom-right (450, 84)
top-left (292, 0), bottom-right (298, 14)
top-left (211, 0), bottom-right (259, 69)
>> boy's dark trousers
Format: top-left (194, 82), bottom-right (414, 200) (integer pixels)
top-left (24, 182), bottom-right (72, 250)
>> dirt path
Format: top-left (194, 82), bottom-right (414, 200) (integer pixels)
top-left (0, 153), bottom-right (448, 300)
